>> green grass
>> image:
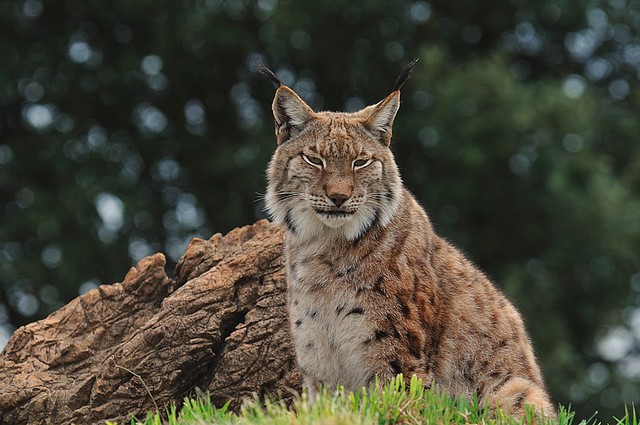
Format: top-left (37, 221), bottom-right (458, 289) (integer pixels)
top-left (111, 375), bottom-right (637, 425)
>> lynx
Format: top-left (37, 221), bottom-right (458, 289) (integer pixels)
top-left (260, 61), bottom-right (554, 418)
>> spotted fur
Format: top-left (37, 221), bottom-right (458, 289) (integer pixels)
top-left (263, 64), bottom-right (555, 419)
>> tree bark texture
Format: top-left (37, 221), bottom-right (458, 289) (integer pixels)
top-left (0, 220), bottom-right (301, 425)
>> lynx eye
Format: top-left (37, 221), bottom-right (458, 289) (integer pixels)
top-left (302, 154), bottom-right (324, 168)
top-left (353, 158), bottom-right (372, 170)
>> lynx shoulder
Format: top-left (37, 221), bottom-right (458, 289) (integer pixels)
top-left (262, 62), bottom-right (554, 418)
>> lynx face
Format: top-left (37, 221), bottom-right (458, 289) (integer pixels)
top-left (265, 87), bottom-right (403, 241)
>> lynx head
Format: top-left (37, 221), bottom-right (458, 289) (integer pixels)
top-left (261, 61), bottom-right (417, 241)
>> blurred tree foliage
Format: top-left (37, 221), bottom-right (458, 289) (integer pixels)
top-left (1, 0), bottom-right (639, 419)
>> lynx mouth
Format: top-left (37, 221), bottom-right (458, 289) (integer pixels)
top-left (314, 209), bottom-right (355, 218)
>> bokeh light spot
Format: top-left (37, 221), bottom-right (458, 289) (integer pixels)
top-left (23, 0), bottom-right (43, 18)
top-left (113, 24), bottom-right (133, 44)
top-left (22, 104), bottom-right (56, 130)
top-left (95, 192), bottom-right (125, 236)
top-left (384, 41), bottom-right (404, 61)
top-left (290, 30), bottom-right (311, 50)
top-left (141, 55), bottom-right (163, 75)
top-left (608, 79), bottom-right (629, 100)
top-left (562, 75), bottom-right (586, 99)
top-left (408, 1), bottom-right (431, 24)
top-left (597, 326), bottom-right (632, 361)
top-left (68, 41), bottom-right (92, 63)
top-left (79, 279), bottom-right (99, 295)
top-left (462, 25), bottom-right (482, 44)
top-left (41, 244), bottom-right (63, 268)
top-left (0, 145), bottom-right (14, 165)
top-left (133, 103), bottom-right (168, 134)
top-left (562, 133), bottom-right (584, 153)
top-left (17, 293), bottom-right (39, 317)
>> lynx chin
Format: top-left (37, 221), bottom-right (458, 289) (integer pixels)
top-left (260, 60), bottom-right (555, 419)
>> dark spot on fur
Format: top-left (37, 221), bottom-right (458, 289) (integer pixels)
top-left (336, 304), bottom-right (345, 315)
top-left (295, 319), bottom-right (302, 326)
top-left (384, 184), bottom-right (395, 201)
top-left (369, 207), bottom-right (382, 229)
top-left (386, 314), bottom-right (401, 338)
top-left (329, 341), bottom-right (336, 350)
top-left (345, 307), bottom-right (365, 316)
top-left (426, 325), bottom-right (444, 365)
top-left (336, 263), bottom-right (357, 278)
top-left (375, 330), bottom-right (389, 340)
top-left (513, 390), bottom-right (528, 410)
top-left (358, 239), bottom-right (378, 262)
top-left (352, 208), bottom-right (381, 245)
top-left (490, 311), bottom-right (498, 327)
top-left (389, 360), bottom-right (402, 375)
top-left (284, 210), bottom-right (296, 234)
top-left (366, 374), bottom-right (376, 386)
top-left (373, 276), bottom-right (385, 295)
top-left (412, 274), bottom-right (420, 293)
top-left (373, 286), bottom-right (385, 296)
top-left (473, 294), bottom-right (482, 308)
top-left (463, 359), bottom-right (474, 384)
top-left (407, 331), bottom-right (422, 359)
top-left (293, 299), bottom-right (299, 306)
top-left (389, 262), bottom-right (401, 279)
top-left (477, 381), bottom-right (487, 398)
top-left (494, 374), bottom-right (512, 391)
top-left (398, 297), bottom-right (410, 317)
top-left (390, 226), bottom-right (411, 258)
top-left (363, 336), bottom-right (373, 345)
top-left (306, 342), bottom-right (314, 349)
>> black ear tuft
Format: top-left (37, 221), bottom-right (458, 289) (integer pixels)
top-left (254, 61), bottom-right (283, 87)
top-left (392, 58), bottom-right (419, 92)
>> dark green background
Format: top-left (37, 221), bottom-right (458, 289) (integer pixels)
top-left (1, 0), bottom-right (639, 419)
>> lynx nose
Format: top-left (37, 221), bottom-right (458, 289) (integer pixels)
top-left (328, 193), bottom-right (349, 207)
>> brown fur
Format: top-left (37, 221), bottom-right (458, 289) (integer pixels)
top-left (263, 67), bottom-right (554, 419)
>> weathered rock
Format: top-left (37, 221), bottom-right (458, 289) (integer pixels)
top-left (0, 220), bottom-right (301, 425)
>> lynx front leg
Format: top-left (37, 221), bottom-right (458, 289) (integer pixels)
top-left (303, 374), bottom-right (320, 402)
top-left (371, 360), bottom-right (434, 391)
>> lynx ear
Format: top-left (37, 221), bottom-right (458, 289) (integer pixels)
top-left (272, 86), bottom-right (316, 144)
top-left (363, 91), bottom-right (400, 146)
top-left (361, 58), bottom-right (417, 145)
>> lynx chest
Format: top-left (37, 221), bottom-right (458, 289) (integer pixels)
top-left (286, 254), bottom-right (380, 391)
